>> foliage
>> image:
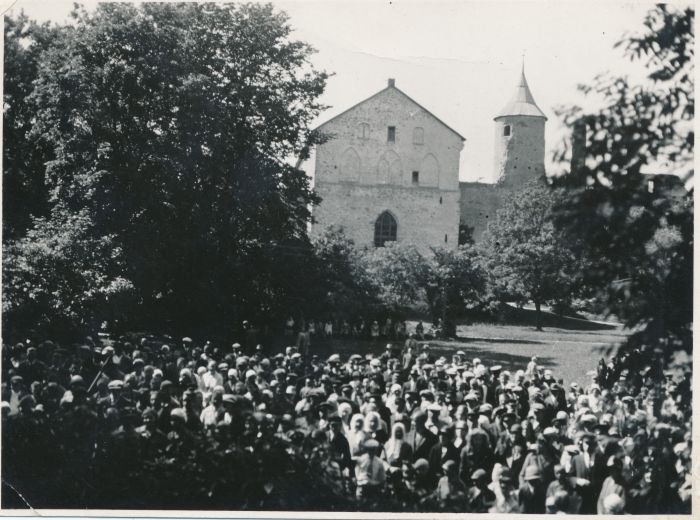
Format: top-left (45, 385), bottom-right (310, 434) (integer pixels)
top-left (360, 242), bottom-right (431, 311)
top-left (3, 3), bottom-right (328, 338)
top-left (3, 14), bottom-right (62, 239)
top-left (551, 4), bottom-right (693, 365)
top-left (2, 210), bottom-right (135, 339)
top-left (310, 227), bottom-right (380, 318)
top-left (480, 179), bottom-right (582, 330)
top-left (425, 245), bottom-right (486, 336)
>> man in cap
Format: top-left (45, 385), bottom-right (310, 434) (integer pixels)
top-left (570, 431), bottom-right (606, 513)
top-left (101, 380), bottom-right (132, 410)
top-left (354, 439), bottom-right (385, 501)
top-left (202, 360), bottom-right (223, 392)
top-left (406, 410), bottom-right (438, 463)
top-left (546, 463), bottom-right (583, 514)
top-left (433, 459), bottom-right (467, 507)
top-left (518, 465), bottom-right (546, 513)
top-left (597, 456), bottom-right (627, 514)
top-left (327, 414), bottom-right (352, 473)
top-left (466, 468), bottom-right (495, 512)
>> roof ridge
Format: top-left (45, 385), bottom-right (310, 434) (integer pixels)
top-left (315, 82), bottom-right (466, 141)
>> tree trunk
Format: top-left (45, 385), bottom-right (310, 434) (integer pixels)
top-left (535, 300), bottom-right (543, 331)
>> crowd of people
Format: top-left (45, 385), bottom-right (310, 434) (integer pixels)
top-left (1, 331), bottom-right (692, 512)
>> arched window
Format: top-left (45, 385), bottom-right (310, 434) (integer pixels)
top-left (374, 211), bottom-right (397, 247)
top-left (358, 122), bottom-right (370, 139)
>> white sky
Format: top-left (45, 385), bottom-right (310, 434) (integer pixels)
top-left (4, 0), bottom-right (683, 181)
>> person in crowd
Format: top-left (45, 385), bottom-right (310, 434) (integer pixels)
top-left (1, 327), bottom-right (691, 513)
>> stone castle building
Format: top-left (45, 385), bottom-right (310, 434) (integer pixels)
top-left (311, 67), bottom-right (547, 249)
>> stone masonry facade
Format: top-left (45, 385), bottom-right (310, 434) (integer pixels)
top-left (312, 70), bottom-right (547, 248)
top-left (312, 80), bottom-right (464, 252)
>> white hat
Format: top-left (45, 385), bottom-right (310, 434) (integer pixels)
top-left (245, 369), bottom-right (257, 379)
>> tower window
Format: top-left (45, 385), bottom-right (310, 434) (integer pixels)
top-left (504, 125), bottom-right (511, 137)
top-left (412, 171), bottom-right (419, 185)
top-left (374, 211), bottom-right (397, 247)
top-left (388, 126), bottom-right (396, 142)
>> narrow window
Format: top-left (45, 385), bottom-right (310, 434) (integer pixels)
top-left (444, 234), bottom-right (448, 243)
top-left (388, 126), bottom-right (396, 142)
top-left (412, 171), bottom-right (419, 185)
top-left (374, 211), bottom-right (397, 247)
top-left (413, 127), bottom-right (424, 145)
top-left (439, 196), bottom-right (443, 204)
top-left (358, 122), bottom-right (370, 139)
top-left (504, 124), bottom-right (511, 137)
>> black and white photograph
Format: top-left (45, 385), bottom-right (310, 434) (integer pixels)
top-left (0, 0), bottom-right (694, 514)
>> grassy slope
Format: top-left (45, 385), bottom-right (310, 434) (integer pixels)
top-left (308, 307), bottom-right (630, 388)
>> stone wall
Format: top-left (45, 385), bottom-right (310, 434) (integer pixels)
top-left (312, 83), bottom-right (463, 252)
top-left (458, 182), bottom-right (501, 242)
top-left (493, 116), bottom-right (546, 189)
top-left (314, 182), bottom-right (460, 251)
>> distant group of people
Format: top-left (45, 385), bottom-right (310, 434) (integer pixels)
top-left (288, 316), bottom-right (442, 346)
top-left (1, 331), bottom-right (692, 512)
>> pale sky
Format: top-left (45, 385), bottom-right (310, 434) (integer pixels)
top-left (5, 0), bottom-right (680, 181)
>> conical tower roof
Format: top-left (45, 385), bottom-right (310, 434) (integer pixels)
top-left (495, 64), bottom-right (547, 120)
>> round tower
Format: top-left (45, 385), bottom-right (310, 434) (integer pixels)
top-left (493, 64), bottom-right (547, 188)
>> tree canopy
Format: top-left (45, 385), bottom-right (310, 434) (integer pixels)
top-left (480, 179), bottom-right (581, 330)
top-left (552, 4), bottom-right (693, 368)
top-left (3, 3), bottom-right (329, 339)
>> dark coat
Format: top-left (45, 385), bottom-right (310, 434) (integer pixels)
top-left (405, 428), bottom-right (438, 462)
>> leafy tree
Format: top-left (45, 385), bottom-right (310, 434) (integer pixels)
top-left (3, 3), bottom-right (328, 338)
top-left (2, 210), bottom-right (134, 339)
top-left (361, 242), bottom-right (431, 311)
top-left (3, 14), bottom-right (62, 239)
top-left (425, 245), bottom-right (486, 337)
top-left (311, 227), bottom-right (379, 318)
top-left (552, 4), bottom-right (693, 370)
top-left (480, 179), bottom-right (581, 330)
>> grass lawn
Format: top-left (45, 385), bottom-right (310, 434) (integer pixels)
top-left (309, 319), bottom-right (630, 389)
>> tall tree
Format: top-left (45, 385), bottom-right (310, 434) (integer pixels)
top-left (552, 4), bottom-right (693, 369)
top-left (361, 242), bottom-right (431, 311)
top-left (425, 245), bottom-right (486, 337)
top-left (480, 179), bottom-right (581, 330)
top-left (3, 14), bottom-right (62, 239)
top-left (3, 3), bottom-right (328, 338)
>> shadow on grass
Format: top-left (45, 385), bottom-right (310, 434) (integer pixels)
top-left (457, 305), bottom-right (618, 332)
top-left (453, 335), bottom-right (543, 345)
top-left (499, 306), bottom-right (618, 331)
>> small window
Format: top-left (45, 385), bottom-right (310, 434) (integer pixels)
top-left (412, 171), bottom-right (419, 185)
top-left (358, 122), bottom-right (370, 139)
top-left (504, 125), bottom-right (511, 137)
top-left (444, 234), bottom-right (448, 243)
top-left (439, 196), bottom-right (443, 204)
top-left (388, 126), bottom-right (396, 142)
top-left (413, 127), bottom-right (424, 145)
